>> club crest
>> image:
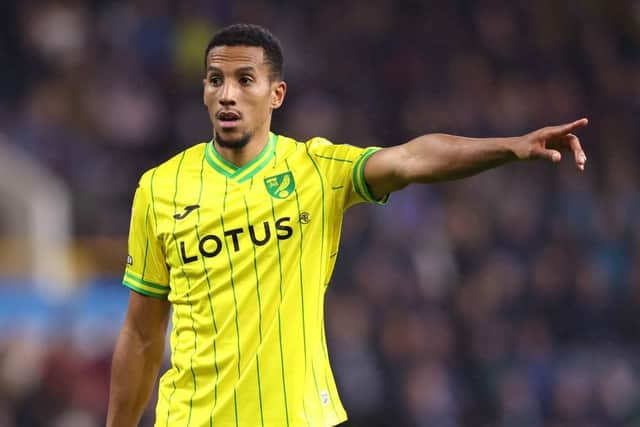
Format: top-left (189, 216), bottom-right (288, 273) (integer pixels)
top-left (264, 172), bottom-right (295, 199)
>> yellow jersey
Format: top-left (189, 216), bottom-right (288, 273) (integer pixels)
top-left (123, 132), bottom-right (387, 427)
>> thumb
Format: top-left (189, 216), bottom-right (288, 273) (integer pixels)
top-left (534, 148), bottom-right (562, 162)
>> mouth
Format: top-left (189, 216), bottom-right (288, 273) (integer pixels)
top-left (216, 110), bottom-right (242, 129)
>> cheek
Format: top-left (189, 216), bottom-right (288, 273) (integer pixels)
top-left (259, 98), bottom-right (274, 118)
top-left (203, 90), bottom-right (215, 106)
top-left (247, 92), bottom-right (273, 114)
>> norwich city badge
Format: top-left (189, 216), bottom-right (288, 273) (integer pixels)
top-left (264, 172), bottom-right (295, 199)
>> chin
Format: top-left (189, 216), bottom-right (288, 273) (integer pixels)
top-left (215, 130), bottom-right (252, 150)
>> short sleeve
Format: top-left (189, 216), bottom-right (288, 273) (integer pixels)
top-left (122, 171), bottom-right (170, 298)
top-left (305, 138), bottom-right (390, 210)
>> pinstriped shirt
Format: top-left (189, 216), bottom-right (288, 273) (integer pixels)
top-left (123, 132), bottom-right (387, 427)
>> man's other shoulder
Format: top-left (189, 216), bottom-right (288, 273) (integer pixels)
top-left (275, 133), bottom-right (333, 148)
top-left (303, 136), bottom-right (335, 152)
top-left (298, 135), bottom-right (366, 163)
top-left (138, 143), bottom-right (208, 187)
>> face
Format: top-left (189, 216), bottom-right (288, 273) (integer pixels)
top-left (203, 45), bottom-right (286, 149)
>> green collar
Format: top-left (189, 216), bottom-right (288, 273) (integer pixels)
top-left (205, 132), bottom-right (277, 183)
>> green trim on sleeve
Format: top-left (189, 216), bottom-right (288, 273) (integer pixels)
top-left (122, 279), bottom-right (169, 298)
top-left (353, 147), bottom-right (390, 205)
top-left (124, 271), bottom-right (169, 290)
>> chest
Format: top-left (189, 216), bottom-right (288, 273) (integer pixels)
top-left (155, 165), bottom-right (323, 266)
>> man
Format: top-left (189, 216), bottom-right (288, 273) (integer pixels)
top-left (107, 24), bottom-right (587, 427)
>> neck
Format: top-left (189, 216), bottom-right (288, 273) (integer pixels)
top-left (214, 127), bottom-right (270, 167)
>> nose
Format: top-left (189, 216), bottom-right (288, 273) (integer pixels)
top-left (219, 81), bottom-right (237, 106)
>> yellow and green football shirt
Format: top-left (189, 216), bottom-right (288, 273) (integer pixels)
top-left (123, 132), bottom-right (387, 427)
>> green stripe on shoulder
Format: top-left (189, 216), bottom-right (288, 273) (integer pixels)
top-left (313, 153), bottom-right (353, 163)
top-left (149, 167), bottom-right (159, 242)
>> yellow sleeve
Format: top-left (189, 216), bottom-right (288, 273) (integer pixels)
top-left (122, 170), bottom-right (170, 298)
top-left (305, 137), bottom-right (390, 210)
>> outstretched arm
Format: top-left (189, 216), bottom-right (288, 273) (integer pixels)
top-left (364, 118), bottom-right (588, 199)
top-left (107, 291), bottom-right (170, 427)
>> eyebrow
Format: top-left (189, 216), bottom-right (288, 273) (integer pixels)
top-left (205, 65), bottom-right (258, 75)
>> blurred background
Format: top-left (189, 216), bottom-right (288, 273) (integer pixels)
top-left (0, 0), bottom-right (639, 426)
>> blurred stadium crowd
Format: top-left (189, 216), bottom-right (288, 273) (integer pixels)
top-left (1, 0), bottom-right (639, 426)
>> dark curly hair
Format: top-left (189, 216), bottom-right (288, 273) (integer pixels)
top-left (204, 23), bottom-right (284, 81)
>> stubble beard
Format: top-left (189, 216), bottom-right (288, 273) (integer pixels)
top-left (214, 130), bottom-right (252, 150)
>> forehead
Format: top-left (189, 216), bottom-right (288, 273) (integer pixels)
top-left (205, 45), bottom-right (267, 71)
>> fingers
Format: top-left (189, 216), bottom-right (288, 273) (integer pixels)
top-left (535, 118), bottom-right (588, 170)
top-left (535, 134), bottom-right (587, 169)
top-left (565, 133), bottom-right (587, 171)
top-left (544, 117), bottom-right (589, 138)
top-left (533, 147), bottom-right (562, 163)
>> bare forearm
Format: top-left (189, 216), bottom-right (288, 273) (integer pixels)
top-left (365, 119), bottom-right (588, 199)
top-left (107, 325), bottom-right (165, 427)
top-left (402, 133), bottom-right (518, 183)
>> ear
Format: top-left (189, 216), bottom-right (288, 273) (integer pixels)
top-left (202, 78), bottom-right (207, 106)
top-left (270, 80), bottom-right (287, 110)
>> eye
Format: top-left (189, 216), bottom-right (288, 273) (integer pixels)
top-left (209, 76), bottom-right (222, 86)
top-left (239, 75), bottom-right (254, 85)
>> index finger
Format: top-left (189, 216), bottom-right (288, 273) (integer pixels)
top-left (545, 118), bottom-right (589, 137)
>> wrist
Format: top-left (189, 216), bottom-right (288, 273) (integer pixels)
top-left (503, 136), bottom-right (527, 161)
